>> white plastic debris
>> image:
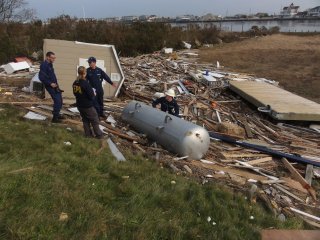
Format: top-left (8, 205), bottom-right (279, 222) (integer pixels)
top-left (162, 48), bottom-right (173, 54)
top-left (106, 115), bottom-right (117, 124)
top-left (171, 180), bottom-right (176, 185)
top-left (107, 138), bottom-right (126, 161)
top-left (182, 41), bottom-right (192, 49)
top-left (249, 216), bottom-right (254, 220)
top-left (212, 221), bottom-right (217, 226)
top-left (247, 179), bottom-right (258, 183)
top-left (68, 107), bottom-right (80, 113)
top-left (64, 141), bottom-right (72, 146)
top-left (23, 111), bottom-right (47, 121)
top-left (200, 159), bottom-right (215, 164)
top-left (207, 216), bottom-right (211, 222)
top-left (66, 127), bottom-right (72, 132)
top-left (4, 61), bottom-right (30, 74)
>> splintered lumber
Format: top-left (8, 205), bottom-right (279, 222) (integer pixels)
top-left (191, 160), bottom-right (268, 182)
top-left (290, 207), bottom-right (320, 222)
top-left (274, 184), bottom-right (305, 203)
top-left (209, 132), bottom-right (320, 167)
top-left (245, 157), bottom-right (273, 165)
top-left (221, 152), bottom-right (268, 159)
top-left (305, 165), bottom-right (314, 185)
top-left (281, 158), bottom-right (317, 200)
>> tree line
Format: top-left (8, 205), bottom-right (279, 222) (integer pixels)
top-left (0, 13), bottom-right (280, 64)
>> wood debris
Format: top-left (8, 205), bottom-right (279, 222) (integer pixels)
top-left (1, 49), bottom-right (319, 226)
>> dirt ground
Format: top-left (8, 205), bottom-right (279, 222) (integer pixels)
top-left (200, 34), bottom-right (320, 103)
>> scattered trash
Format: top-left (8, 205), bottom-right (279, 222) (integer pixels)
top-left (171, 180), bottom-right (176, 185)
top-left (59, 212), bottom-right (69, 222)
top-left (107, 138), bottom-right (126, 161)
top-left (66, 127), bottom-right (72, 132)
top-left (207, 216), bottom-right (211, 222)
top-left (64, 141), bottom-right (72, 146)
top-left (23, 111), bottom-right (47, 121)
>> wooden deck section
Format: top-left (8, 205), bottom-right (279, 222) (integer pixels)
top-left (229, 81), bottom-right (320, 121)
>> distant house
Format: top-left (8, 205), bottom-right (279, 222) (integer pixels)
top-left (308, 6), bottom-right (320, 17)
top-left (121, 16), bottom-right (138, 22)
top-left (280, 3), bottom-right (300, 17)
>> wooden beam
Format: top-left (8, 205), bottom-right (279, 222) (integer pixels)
top-left (281, 158), bottom-right (317, 200)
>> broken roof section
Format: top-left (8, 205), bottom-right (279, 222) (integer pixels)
top-left (43, 39), bottom-right (125, 99)
top-left (229, 81), bottom-right (320, 121)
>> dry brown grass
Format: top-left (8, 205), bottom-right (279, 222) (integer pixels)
top-left (200, 34), bottom-right (320, 103)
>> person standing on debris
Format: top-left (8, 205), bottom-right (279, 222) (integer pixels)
top-left (86, 57), bottom-right (116, 118)
top-left (39, 51), bottom-right (64, 123)
top-left (73, 66), bottom-right (104, 139)
top-left (152, 89), bottom-right (180, 117)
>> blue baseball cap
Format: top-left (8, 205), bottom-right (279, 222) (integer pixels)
top-left (88, 57), bottom-right (96, 63)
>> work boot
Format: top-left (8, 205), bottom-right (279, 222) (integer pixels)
top-left (52, 117), bottom-right (62, 123)
top-left (58, 114), bottom-right (66, 120)
top-left (96, 134), bottom-right (106, 140)
top-left (100, 112), bottom-right (107, 118)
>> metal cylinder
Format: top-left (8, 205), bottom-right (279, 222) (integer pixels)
top-left (122, 101), bottom-right (210, 160)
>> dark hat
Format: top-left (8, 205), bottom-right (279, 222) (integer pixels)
top-left (88, 56), bottom-right (96, 63)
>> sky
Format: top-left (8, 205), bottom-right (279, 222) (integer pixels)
top-left (27, 0), bottom-right (319, 19)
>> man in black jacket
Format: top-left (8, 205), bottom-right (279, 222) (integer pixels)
top-left (152, 89), bottom-right (180, 117)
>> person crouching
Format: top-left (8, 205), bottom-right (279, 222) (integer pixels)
top-left (73, 66), bottom-right (104, 139)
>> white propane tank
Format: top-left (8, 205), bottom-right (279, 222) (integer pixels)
top-left (122, 101), bottom-right (210, 160)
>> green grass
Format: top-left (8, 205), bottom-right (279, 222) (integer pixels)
top-left (0, 105), bottom-right (304, 239)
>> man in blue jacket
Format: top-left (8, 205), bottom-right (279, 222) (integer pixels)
top-left (86, 57), bottom-right (116, 118)
top-left (39, 51), bottom-right (64, 123)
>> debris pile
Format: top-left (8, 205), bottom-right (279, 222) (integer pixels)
top-left (0, 49), bottom-right (319, 226)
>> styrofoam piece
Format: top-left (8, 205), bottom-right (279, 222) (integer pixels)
top-left (68, 107), bottom-right (80, 113)
top-left (182, 41), bottom-right (191, 49)
top-left (162, 48), bottom-right (173, 54)
top-left (4, 61), bottom-right (30, 74)
top-left (24, 111), bottom-right (47, 120)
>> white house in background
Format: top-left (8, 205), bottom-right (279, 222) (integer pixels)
top-left (308, 6), bottom-right (320, 17)
top-left (280, 3), bottom-right (300, 17)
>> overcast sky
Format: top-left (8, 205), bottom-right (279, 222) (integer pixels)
top-left (27, 0), bottom-right (319, 19)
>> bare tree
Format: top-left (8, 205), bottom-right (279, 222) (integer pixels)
top-left (0, 0), bottom-right (35, 22)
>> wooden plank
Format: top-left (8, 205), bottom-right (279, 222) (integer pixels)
top-left (191, 160), bottom-right (268, 181)
top-left (245, 157), bottom-right (273, 165)
top-left (229, 81), bottom-right (320, 121)
top-left (305, 165), bottom-right (314, 185)
top-left (261, 230), bottom-right (320, 240)
top-left (221, 152), bottom-right (269, 159)
top-left (281, 158), bottom-right (317, 200)
top-left (274, 184), bottom-right (305, 203)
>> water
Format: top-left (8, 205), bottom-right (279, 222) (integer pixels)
top-left (170, 19), bottom-right (320, 32)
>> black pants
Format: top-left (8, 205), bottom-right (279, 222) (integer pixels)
top-left (94, 90), bottom-right (104, 116)
top-left (78, 106), bottom-right (103, 138)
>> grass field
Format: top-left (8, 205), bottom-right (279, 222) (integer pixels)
top-left (0, 105), bottom-right (305, 239)
top-left (200, 34), bottom-right (320, 103)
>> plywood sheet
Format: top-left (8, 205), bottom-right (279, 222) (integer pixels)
top-left (229, 81), bottom-right (320, 121)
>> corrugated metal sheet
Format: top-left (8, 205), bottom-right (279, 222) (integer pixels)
top-left (229, 81), bottom-right (320, 121)
top-left (43, 39), bottom-right (124, 98)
